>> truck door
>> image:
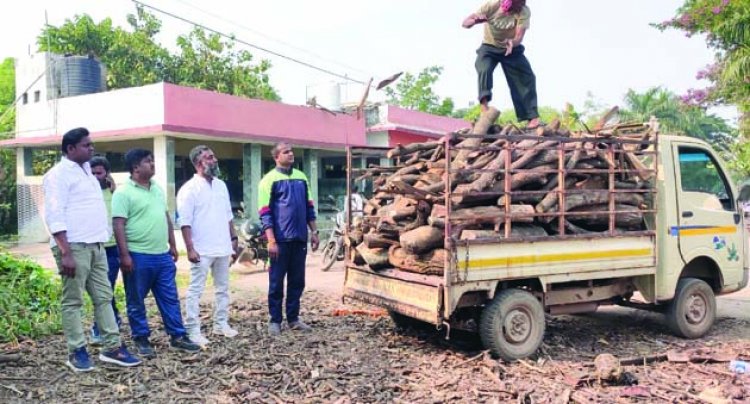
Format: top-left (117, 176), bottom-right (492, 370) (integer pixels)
top-left (675, 146), bottom-right (743, 287)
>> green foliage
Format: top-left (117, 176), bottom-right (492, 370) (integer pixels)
top-left (620, 87), bottom-right (737, 151)
top-left (0, 251), bottom-right (62, 343)
top-left (170, 28), bottom-right (279, 100)
top-left (0, 58), bottom-right (17, 235)
top-left (727, 141), bottom-right (750, 180)
top-left (656, 0), bottom-right (750, 131)
top-left (38, 6), bottom-right (279, 100)
top-left (385, 66), bottom-right (455, 116)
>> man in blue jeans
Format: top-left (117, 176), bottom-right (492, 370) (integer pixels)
top-left (258, 142), bottom-right (320, 336)
top-left (112, 148), bottom-right (200, 357)
top-left (89, 156), bottom-right (122, 344)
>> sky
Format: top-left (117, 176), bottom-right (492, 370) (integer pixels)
top-left (0, 0), bottom-right (737, 122)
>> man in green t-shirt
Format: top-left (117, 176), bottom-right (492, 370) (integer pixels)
top-left (89, 156), bottom-right (122, 344)
top-left (463, 0), bottom-right (540, 129)
top-left (112, 148), bottom-right (200, 357)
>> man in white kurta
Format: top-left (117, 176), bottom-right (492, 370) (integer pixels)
top-left (177, 145), bottom-right (239, 346)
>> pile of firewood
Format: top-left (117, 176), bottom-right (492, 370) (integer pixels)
top-left (350, 107), bottom-right (657, 276)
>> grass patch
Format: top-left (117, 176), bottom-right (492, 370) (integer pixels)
top-left (0, 251), bottom-right (62, 344)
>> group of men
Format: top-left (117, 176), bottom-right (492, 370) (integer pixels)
top-left (44, 128), bottom-right (318, 372)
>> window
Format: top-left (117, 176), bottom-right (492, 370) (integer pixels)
top-left (678, 147), bottom-right (733, 210)
top-left (22, 93), bottom-right (28, 104)
top-left (34, 91), bottom-right (40, 102)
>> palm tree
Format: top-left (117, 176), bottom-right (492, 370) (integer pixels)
top-left (621, 87), bottom-right (736, 151)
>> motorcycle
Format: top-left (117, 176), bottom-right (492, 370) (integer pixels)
top-left (320, 209), bottom-right (345, 271)
top-left (233, 204), bottom-right (269, 270)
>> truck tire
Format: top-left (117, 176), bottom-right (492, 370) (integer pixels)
top-left (479, 289), bottom-right (545, 361)
top-left (666, 278), bottom-right (716, 339)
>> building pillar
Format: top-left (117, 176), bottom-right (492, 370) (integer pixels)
top-left (20, 147), bottom-right (33, 177)
top-left (154, 136), bottom-right (175, 216)
top-left (243, 143), bottom-right (262, 220)
top-left (303, 149), bottom-right (319, 214)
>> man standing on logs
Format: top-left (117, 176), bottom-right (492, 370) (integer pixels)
top-left (258, 143), bottom-right (320, 337)
top-left (43, 128), bottom-right (141, 372)
top-left (463, 0), bottom-right (541, 129)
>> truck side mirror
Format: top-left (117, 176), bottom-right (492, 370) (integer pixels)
top-left (738, 181), bottom-right (750, 204)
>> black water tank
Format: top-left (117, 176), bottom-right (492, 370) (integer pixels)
top-left (56, 55), bottom-right (105, 98)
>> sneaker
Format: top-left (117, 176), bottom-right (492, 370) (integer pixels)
top-left (90, 326), bottom-right (103, 346)
top-left (133, 336), bottom-right (156, 359)
top-left (99, 345), bottom-right (142, 367)
top-left (268, 322), bottom-right (281, 337)
top-left (66, 346), bottom-right (95, 372)
top-left (212, 324), bottom-right (238, 338)
top-left (288, 320), bottom-right (312, 333)
top-left (188, 331), bottom-right (210, 347)
top-left (170, 335), bottom-right (201, 352)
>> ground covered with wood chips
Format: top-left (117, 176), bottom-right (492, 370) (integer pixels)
top-left (1, 290), bottom-right (749, 403)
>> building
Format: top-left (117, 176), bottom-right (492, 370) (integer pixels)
top-left (1, 53), bottom-right (469, 243)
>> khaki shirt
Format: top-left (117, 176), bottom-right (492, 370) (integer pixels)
top-left (477, 1), bottom-right (531, 49)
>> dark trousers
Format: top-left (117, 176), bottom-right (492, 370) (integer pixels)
top-left (475, 43), bottom-right (539, 121)
top-left (268, 241), bottom-right (307, 324)
top-left (123, 251), bottom-right (186, 338)
top-left (92, 246), bottom-right (122, 335)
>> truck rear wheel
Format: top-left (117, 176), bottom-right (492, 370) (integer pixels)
top-left (480, 289), bottom-right (545, 361)
top-left (667, 278), bottom-right (716, 339)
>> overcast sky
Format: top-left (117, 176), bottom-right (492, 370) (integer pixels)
top-left (0, 0), bottom-right (736, 122)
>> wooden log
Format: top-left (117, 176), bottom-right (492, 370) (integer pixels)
top-left (387, 139), bottom-right (444, 159)
top-left (625, 152), bottom-right (654, 181)
top-left (567, 204), bottom-right (645, 229)
top-left (388, 245), bottom-right (445, 275)
top-left (451, 108), bottom-right (500, 169)
top-left (459, 229), bottom-right (500, 240)
top-left (400, 225), bottom-right (444, 255)
top-left (563, 190), bottom-right (644, 212)
top-left (356, 244), bottom-right (390, 269)
top-left (363, 233), bottom-right (399, 249)
top-left (451, 205), bottom-right (535, 225)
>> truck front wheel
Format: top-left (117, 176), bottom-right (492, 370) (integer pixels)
top-left (479, 289), bottom-right (545, 361)
top-left (667, 278), bottom-right (716, 339)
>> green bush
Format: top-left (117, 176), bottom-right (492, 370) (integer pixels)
top-left (0, 252), bottom-right (62, 343)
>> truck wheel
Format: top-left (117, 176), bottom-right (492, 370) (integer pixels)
top-left (480, 289), bottom-right (545, 361)
top-left (667, 278), bottom-right (716, 339)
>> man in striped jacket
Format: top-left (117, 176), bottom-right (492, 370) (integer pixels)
top-left (258, 142), bottom-right (320, 336)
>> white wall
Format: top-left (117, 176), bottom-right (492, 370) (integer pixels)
top-left (14, 53), bottom-right (166, 139)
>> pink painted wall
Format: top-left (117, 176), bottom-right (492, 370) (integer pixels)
top-left (163, 83), bottom-right (367, 147)
top-left (388, 130), bottom-right (435, 148)
top-left (386, 105), bottom-right (469, 134)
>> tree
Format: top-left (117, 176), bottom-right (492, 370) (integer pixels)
top-left (656, 0), bottom-right (750, 132)
top-left (620, 87), bottom-right (736, 151)
top-left (38, 6), bottom-right (279, 100)
top-left (384, 66), bottom-right (455, 116)
top-left (170, 28), bottom-right (279, 101)
top-left (0, 58), bottom-right (17, 235)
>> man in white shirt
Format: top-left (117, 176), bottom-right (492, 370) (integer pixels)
top-left (348, 185), bottom-right (365, 218)
top-left (177, 145), bottom-right (240, 346)
top-left (43, 127), bottom-right (140, 372)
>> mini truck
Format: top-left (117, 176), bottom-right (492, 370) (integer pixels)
top-left (342, 120), bottom-right (749, 361)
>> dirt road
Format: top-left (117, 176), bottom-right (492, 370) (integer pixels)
top-left (2, 244), bottom-right (749, 402)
